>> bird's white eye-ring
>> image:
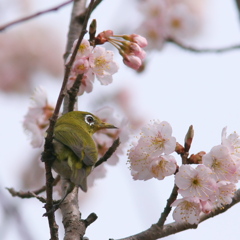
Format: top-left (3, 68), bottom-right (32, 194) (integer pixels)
top-left (85, 115), bottom-right (95, 125)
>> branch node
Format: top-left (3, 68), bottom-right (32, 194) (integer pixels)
top-left (84, 212), bottom-right (98, 227)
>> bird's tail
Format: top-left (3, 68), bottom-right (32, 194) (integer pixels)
top-left (71, 168), bottom-right (88, 192)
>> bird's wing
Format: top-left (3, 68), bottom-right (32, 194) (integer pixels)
top-left (54, 126), bottom-right (97, 166)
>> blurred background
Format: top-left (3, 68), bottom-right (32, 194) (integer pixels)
top-left (1, 0), bottom-right (240, 239)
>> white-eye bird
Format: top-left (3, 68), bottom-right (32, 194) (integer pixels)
top-left (52, 111), bottom-right (117, 192)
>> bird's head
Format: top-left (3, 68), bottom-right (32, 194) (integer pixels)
top-left (58, 111), bottom-right (117, 134)
top-left (81, 111), bottom-right (117, 134)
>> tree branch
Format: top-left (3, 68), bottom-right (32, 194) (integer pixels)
top-left (157, 184), bottom-right (178, 226)
top-left (235, 0), bottom-right (240, 19)
top-left (167, 37), bottom-right (240, 53)
top-left (55, 1), bottom-right (98, 239)
top-left (0, 0), bottom-right (73, 32)
top-left (112, 188), bottom-right (240, 240)
top-left (95, 138), bottom-right (121, 168)
top-left (40, 0), bottom-right (96, 237)
top-left (67, 73), bottom-right (83, 112)
top-left (6, 175), bottom-right (60, 199)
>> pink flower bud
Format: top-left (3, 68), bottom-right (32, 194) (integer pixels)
top-left (95, 30), bottom-right (114, 45)
top-left (123, 34), bottom-right (148, 48)
top-left (123, 55), bottom-right (142, 70)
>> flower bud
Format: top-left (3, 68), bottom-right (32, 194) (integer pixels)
top-left (123, 55), bottom-right (142, 70)
top-left (122, 34), bottom-right (148, 48)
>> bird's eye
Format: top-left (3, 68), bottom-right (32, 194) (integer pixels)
top-left (85, 115), bottom-right (94, 125)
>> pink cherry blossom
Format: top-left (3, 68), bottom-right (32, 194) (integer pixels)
top-left (222, 127), bottom-right (240, 160)
top-left (128, 120), bottom-right (176, 180)
top-left (128, 144), bottom-right (154, 180)
top-left (165, 1), bottom-right (202, 39)
top-left (71, 38), bottom-right (93, 57)
top-left (139, 120), bottom-right (176, 156)
top-left (135, 0), bottom-right (204, 51)
top-left (136, 19), bottom-right (166, 51)
top-left (171, 197), bottom-right (202, 224)
top-left (215, 181), bottom-right (236, 208)
top-left (89, 46), bottom-right (119, 85)
top-left (23, 87), bottom-right (54, 148)
top-left (202, 145), bottom-right (238, 183)
top-left (175, 164), bottom-right (218, 201)
top-left (150, 155), bottom-right (177, 180)
top-left (72, 57), bottom-right (90, 74)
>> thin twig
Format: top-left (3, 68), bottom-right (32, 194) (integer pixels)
top-left (67, 74), bottom-right (83, 112)
top-left (84, 213), bottom-right (98, 227)
top-left (0, 0), bottom-right (73, 32)
top-left (157, 184), bottom-right (178, 226)
top-left (95, 138), bottom-right (121, 168)
top-left (6, 188), bottom-right (45, 202)
top-left (235, 0), bottom-right (240, 19)
top-left (167, 37), bottom-right (240, 53)
top-left (6, 175), bottom-right (60, 199)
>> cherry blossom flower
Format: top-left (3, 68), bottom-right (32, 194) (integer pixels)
top-left (89, 46), bottom-right (119, 85)
top-left (72, 57), bottom-right (90, 74)
top-left (202, 145), bottom-right (238, 183)
top-left (136, 19), bottom-right (166, 51)
top-left (71, 38), bottom-right (93, 57)
top-left (138, 0), bottom-right (167, 19)
top-left (150, 155), bottom-right (177, 180)
top-left (135, 0), bottom-right (204, 51)
top-left (175, 164), bottom-right (218, 201)
top-left (128, 144), bottom-right (153, 180)
top-left (171, 197), bottom-right (202, 224)
top-left (215, 181), bottom-right (236, 208)
top-left (139, 120), bottom-right (176, 156)
top-left (222, 127), bottom-right (240, 160)
top-left (23, 87), bottom-right (54, 148)
top-left (67, 39), bottom-right (118, 95)
top-left (128, 120), bottom-right (176, 180)
top-left (165, 1), bottom-right (202, 39)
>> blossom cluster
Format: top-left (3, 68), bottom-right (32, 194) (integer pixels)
top-left (136, 0), bottom-right (204, 51)
top-left (128, 120), bottom-right (177, 180)
top-left (95, 31), bottom-right (147, 70)
top-left (67, 39), bottom-right (119, 95)
top-left (172, 127), bottom-right (239, 224)
top-left (128, 122), bottom-right (239, 225)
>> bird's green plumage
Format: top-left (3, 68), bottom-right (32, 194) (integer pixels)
top-left (52, 111), bottom-right (116, 192)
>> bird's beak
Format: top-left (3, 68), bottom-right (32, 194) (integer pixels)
top-left (99, 123), bottom-right (117, 130)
